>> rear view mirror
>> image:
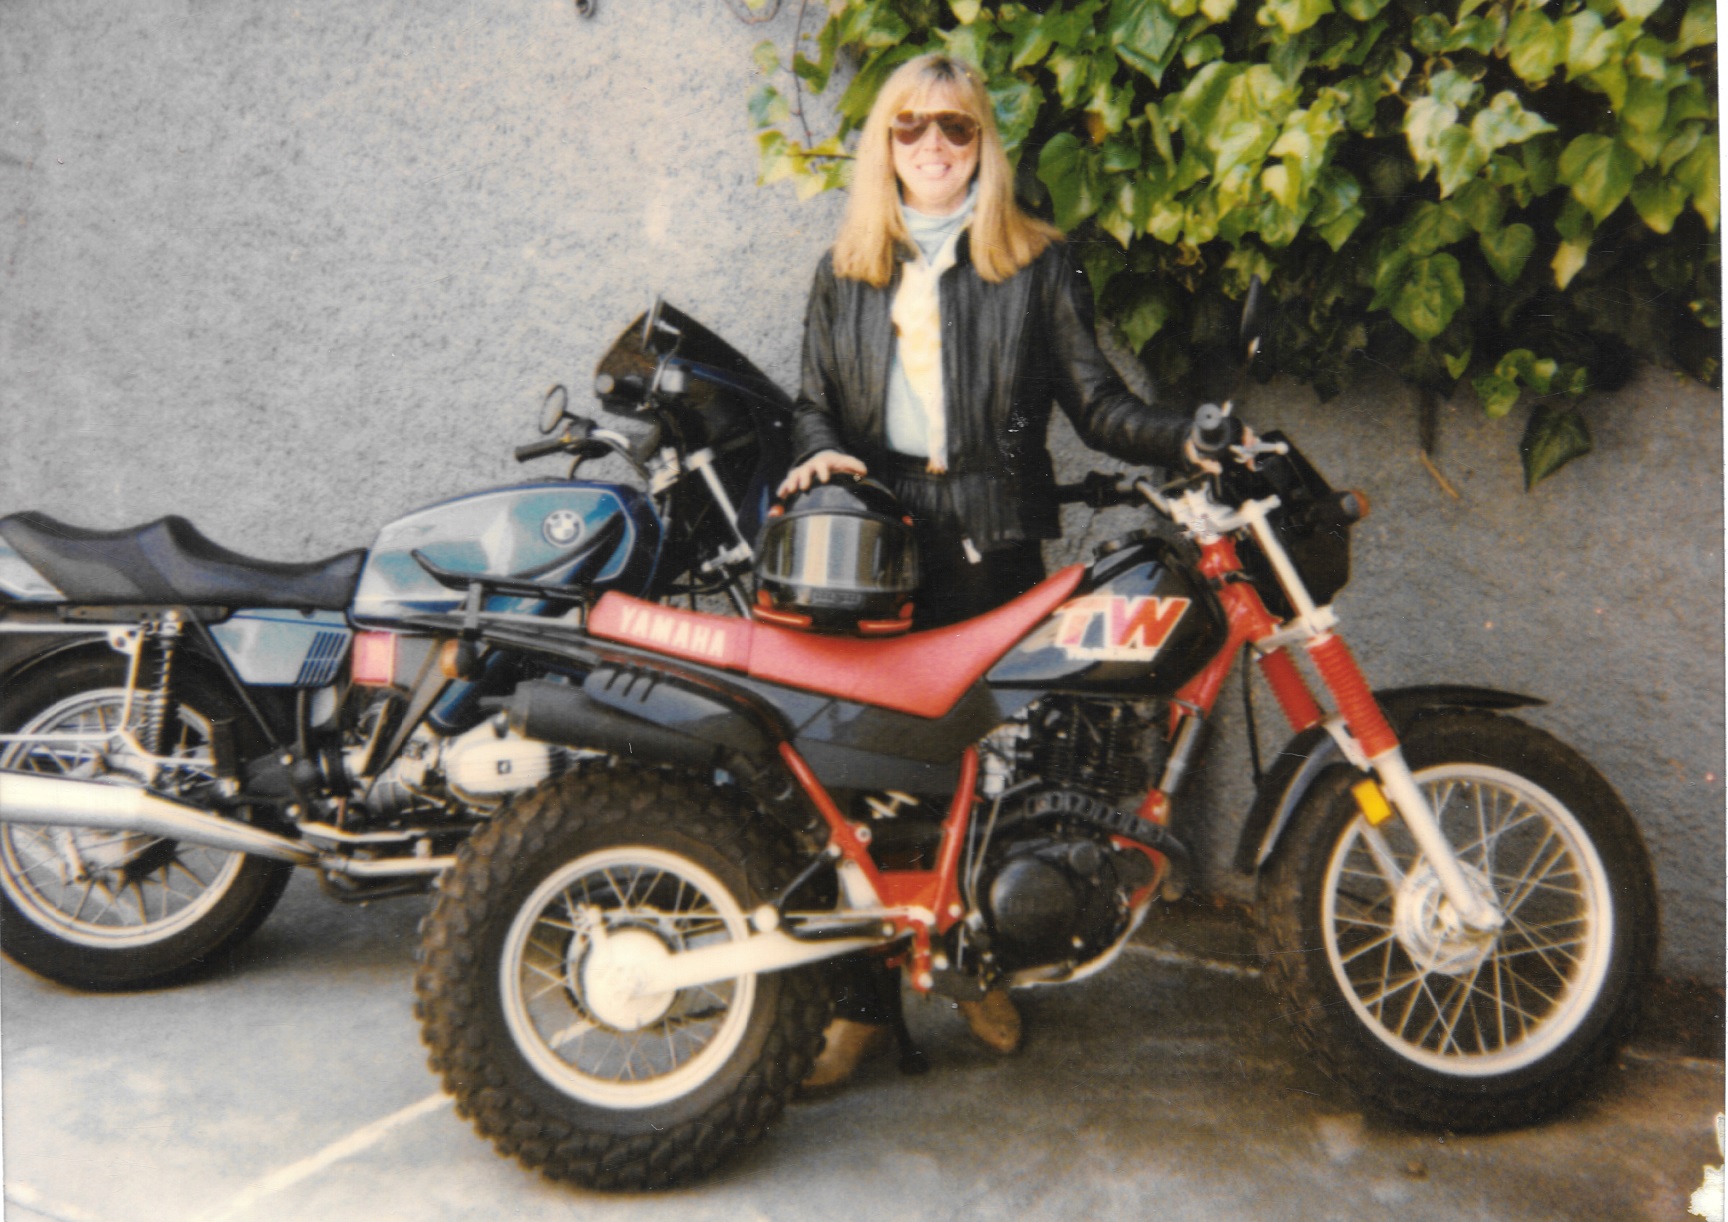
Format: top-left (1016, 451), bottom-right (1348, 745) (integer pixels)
top-left (539, 384), bottom-right (571, 435)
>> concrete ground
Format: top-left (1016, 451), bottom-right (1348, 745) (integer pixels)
top-left (3, 877), bottom-right (1721, 1222)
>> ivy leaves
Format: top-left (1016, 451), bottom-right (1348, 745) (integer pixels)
top-left (751, 0), bottom-right (1719, 486)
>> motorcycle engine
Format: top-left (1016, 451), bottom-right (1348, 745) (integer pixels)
top-left (965, 696), bottom-right (1169, 979)
top-left (973, 787), bottom-right (1159, 977)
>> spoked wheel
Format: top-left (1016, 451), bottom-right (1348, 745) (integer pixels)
top-left (415, 768), bottom-right (829, 1189)
top-left (0, 651), bottom-right (293, 989)
top-left (1259, 712), bottom-right (1656, 1130)
top-left (503, 846), bottom-right (760, 1109)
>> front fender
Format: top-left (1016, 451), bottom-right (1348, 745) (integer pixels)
top-left (1232, 684), bottom-right (1544, 875)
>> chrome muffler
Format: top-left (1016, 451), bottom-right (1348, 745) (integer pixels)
top-left (0, 769), bottom-right (319, 866)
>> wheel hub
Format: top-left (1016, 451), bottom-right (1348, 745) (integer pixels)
top-left (1393, 858), bottom-right (1498, 977)
top-left (578, 927), bottom-right (677, 1031)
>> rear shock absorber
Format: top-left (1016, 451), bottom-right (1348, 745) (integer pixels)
top-left (138, 611), bottom-right (184, 761)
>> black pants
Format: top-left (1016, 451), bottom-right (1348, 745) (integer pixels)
top-left (834, 457), bottom-right (1046, 1023)
top-left (877, 455), bottom-right (1046, 630)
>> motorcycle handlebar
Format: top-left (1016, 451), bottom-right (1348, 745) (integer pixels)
top-left (1053, 471), bottom-right (1138, 508)
top-left (515, 436), bottom-right (570, 463)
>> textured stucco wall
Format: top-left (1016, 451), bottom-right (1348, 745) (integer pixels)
top-left (2, 1), bottom-right (1722, 980)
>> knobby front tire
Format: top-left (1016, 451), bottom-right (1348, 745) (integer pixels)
top-left (1257, 711), bottom-right (1657, 1131)
top-left (413, 767), bottom-right (829, 1189)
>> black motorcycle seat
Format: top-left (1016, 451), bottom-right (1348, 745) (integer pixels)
top-left (0, 511), bottom-right (365, 610)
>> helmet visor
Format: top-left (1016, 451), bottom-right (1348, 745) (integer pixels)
top-left (758, 513), bottom-right (919, 597)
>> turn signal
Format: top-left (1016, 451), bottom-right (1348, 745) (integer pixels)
top-left (439, 639), bottom-right (478, 680)
top-left (1339, 490), bottom-right (1370, 522)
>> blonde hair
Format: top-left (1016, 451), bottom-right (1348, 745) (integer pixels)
top-left (832, 55), bottom-right (1059, 287)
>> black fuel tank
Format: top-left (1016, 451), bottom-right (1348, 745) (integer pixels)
top-left (986, 537), bottom-right (1226, 699)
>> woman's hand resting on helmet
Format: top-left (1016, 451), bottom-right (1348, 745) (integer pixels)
top-left (778, 450), bottom-right (868, 498)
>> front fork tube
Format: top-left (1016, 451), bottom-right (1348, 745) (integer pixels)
top-left (1304, 631), bottom-right (1504, 933)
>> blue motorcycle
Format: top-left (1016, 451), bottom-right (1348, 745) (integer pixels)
top-left (0, 303), bottom-right (791, 989)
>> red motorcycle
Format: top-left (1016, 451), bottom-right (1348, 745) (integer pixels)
top-left (412, 325), bottom-right (1656, 1189)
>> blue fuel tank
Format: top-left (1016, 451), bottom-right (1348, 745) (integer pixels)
top-left (350, 482), bottom-right (661, 623)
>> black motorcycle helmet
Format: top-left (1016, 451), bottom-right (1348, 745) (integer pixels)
top-left (753, 476), bottom-right (920, 635)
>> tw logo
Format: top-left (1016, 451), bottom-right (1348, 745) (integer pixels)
top-left (1051, 594), bottom-right (1189, 661)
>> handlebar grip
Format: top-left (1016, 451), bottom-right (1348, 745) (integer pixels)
top-left (1190, 403), bottom-right (1242, 457)
top-left (1054, 471), bottom-right (1134, 508)
top-left (514, 436), bottom-right (569, 463)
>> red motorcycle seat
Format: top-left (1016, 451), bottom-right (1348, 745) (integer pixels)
top-left (588, 565), bottom-right (1085, 719)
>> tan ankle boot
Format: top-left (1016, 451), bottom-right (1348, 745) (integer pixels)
top-left (801, 1017), bottom-right (892, 1092)
top-left (958, 988), bottom-right (1021, 1054)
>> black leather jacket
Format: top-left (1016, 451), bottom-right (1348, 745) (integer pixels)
top-left (792, 235), bottom-right (1191, 551)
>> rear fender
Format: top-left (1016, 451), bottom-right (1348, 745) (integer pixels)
top-left (1233, 684), bottom-right (1545, 875)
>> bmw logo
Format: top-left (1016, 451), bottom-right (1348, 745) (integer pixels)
top-left (541, 510), bottom-right (585, 549)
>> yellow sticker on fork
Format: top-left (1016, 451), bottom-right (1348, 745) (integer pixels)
top-left (1353, 779), bottom-right (1393, 826)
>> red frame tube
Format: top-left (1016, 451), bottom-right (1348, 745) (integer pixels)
top-left (776, 742), bottom-right (978, 937)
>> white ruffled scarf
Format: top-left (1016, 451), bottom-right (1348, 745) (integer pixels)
top-left (890, 191), bottom-right (974, 474)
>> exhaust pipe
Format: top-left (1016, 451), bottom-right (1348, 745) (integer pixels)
top-left (0, 769), bottom-right (319, 866)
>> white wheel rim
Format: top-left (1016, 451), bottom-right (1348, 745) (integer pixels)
top-left (1321, 764), bottom-right (1614, 1076)
top-left (0, 688), bottom-right (246, 948)
top-left (500, 845), bottom-right (757, 1109)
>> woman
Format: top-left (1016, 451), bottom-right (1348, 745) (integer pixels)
top-left (782, 54), bottom-right (1196, 1087)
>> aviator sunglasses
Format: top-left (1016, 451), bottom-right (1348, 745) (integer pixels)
top-left (890, 110), bottom-right (980, 148)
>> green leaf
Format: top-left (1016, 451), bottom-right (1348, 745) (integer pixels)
top-left (1259, 0), bottom-right (1334, 36)
top-left (1672, 134), bottom-right (1720, 230)
top-left (1552, 238), bottom-right (1590, 288)
top-left (1557, 133), bottom-right (1638, 222)
top-left (1049, 48), bottom-right (1093, 107)
top-left (1404, 97), bottom-right (1457, 178)
top-left (1521, 404), bottom-right (1592, 488)
top-left (752, 40), bottom-right (781, 75)
top-left (1659, 122), bottom-right (1704, 175)
top-left (1101, 129), bottom-right (1142, 171)
top-left (1453, 179), bottom-right (1504, 234)
top-left (1445, 12), bottom-right (1503, 54)
top-left (1411, 12), bottom-right (1451, 54)
top-left (1522, 135), bottom-right (1560, 196)
top-left (1629, 174), bottom-right (1687, 234)
top-left (1474, 372), bottom-right (1521, 416)
top-left (1339, 0), bottom-right (1387, 18)
top-left (1098, 177), bottom-right (1140, 246)
top-left (1007, 8), bottom-right (1055, 67)
top-left (1183, 34), bottom-right (1224, 67)
top-left (1404, 201), bottom-right (1472, 256)
top-left (1431, 70), bottom-right (1482, 111)
top-left (1615, 0), bottom-right (1661, 20)
top-left (748, 84), bottom-right (790, 127)
top-left (1038, 132), bottom-right (1103, 230)
top-left (1506, 11), bottom-right (1563, 84)
top-left (1388, 252), bottom-right (1466, 341)
top-left (1436, 126), bottom-right (1489, 197)
top-left (1443, 344), bottom-right (1473, 380)
top-left (951, 0), bottom-right (983, 21)
top-left (1116, 280), bottom-right (1176, 350)
top-left (1677, 0), bottom-right (1716, 53)
top-left (1479, 223), bottom-right (1535, 284)
top-left (1199, 0), bottom-right (1237, 20)
top-left (1471, 92), bottom-right (1557, 156)
top-left (1110, 0), bottom-right (1182, 79)
top-left (990, 77), bottom-right (1043, 152)
top-left (1561, 11), bottom-right (1612, 78)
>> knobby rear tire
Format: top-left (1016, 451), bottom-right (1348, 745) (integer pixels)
top-left (413, 766), bottom-right (829, 1189)
top-left (1257, 711), bottom-right (1657, 1131)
